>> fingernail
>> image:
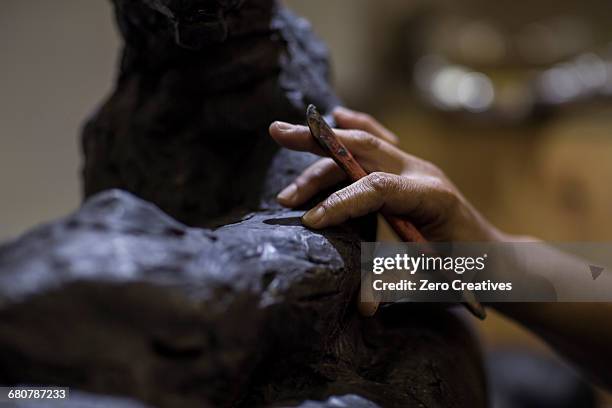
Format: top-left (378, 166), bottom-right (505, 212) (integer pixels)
top-left (274, 121), bottom-right (294, 131)
top-left (302, 206), bottom-right (325, 227)
top-left (277, 183), bottom-right (297, 202)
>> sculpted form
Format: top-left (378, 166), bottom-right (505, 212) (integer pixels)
top-left (0, 1), bottom-right (486, 406)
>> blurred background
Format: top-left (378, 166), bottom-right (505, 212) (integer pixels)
top-left (1, 0), bottom-right (612, 405)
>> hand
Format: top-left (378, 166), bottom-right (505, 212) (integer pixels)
top-left (269, 107), bottom-right (503, 243)
top-left (270, 110), bottom-right (612, 386)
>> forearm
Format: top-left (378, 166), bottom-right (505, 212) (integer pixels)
top-left (494, 302), bottom-right (612, 389)
top-left (492, 237), bottom-right (612, 389)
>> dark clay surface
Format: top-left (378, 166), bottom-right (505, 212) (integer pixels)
top-left (0, 0), bottom-right (486, 406)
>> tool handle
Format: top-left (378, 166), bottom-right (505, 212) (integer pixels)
top-left (306, 105), bottom-right (486, 319)
top-left (382, 213), bottom-right (428, 243)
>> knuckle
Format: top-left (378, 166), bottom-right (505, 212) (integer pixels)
top-left (326, 190), bottom-right (349, 209)
top-left (366, 172), bottom-right (394, 193)
top-left (353, 130), bottom-right (380, 150)
top-left (428, 178), bottom-right (459, 209)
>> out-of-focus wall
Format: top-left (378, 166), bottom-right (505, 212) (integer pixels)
top-left (286, 0), bottom-right (377, 103)
top-left (0, 0), bottom-right (119, 241)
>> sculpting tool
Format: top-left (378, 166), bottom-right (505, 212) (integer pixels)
top-left (306, 104), bottom-right (486, 320)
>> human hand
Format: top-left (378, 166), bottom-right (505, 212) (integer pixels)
top-left (269, 107), bottom-right (504, 243)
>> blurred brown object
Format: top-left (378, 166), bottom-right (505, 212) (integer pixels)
top-left (363, 0), bottom-right (612, 124)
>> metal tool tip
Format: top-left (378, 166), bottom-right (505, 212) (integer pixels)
top-left (307, 104), bottom-right (318, 117)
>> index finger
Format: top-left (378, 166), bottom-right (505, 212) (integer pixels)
top-left (269, 121), bottom-right (404, 173)
top-left (269, 122), bottom-right (327, 156)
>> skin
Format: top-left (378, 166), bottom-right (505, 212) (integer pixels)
top-left (269, 107), bottom-right (612, 389)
